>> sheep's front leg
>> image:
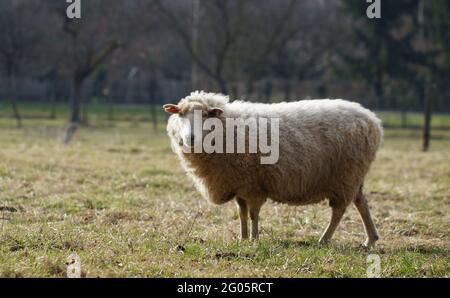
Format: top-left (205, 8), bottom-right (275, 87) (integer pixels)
top-left (248, 200), bottom-right (265, 240)
top-left (236, 198), bottom-right (249, 240)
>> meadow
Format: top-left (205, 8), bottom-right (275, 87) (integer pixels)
top-left (0, 103), bottom-right (449, 277)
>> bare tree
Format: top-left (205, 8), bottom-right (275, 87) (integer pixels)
top-left (154, 0), bottom-right (248, 94)
top-left (191, 0), bottom-right (201, 90)
top-left (46, 1), bottom-right (124, 143)
top-left (0, 0), bottom-right (42, 127)
top-left (241, 0), bottom-right (302, 96)
top-left (154, 0), bottom-right (304, 96)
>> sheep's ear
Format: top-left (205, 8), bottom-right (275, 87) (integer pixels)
top-left (208, 108), bottom-right (223, 117)
top-left (163, 104), bottom-right (179, 114)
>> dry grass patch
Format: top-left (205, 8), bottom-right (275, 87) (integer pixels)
top-left (0, 120), bottom-right (449, 277)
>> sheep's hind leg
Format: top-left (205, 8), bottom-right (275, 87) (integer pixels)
top-left (248, 200), bottom-right (265, 240)
top-left (319, 205), bottom-right (346, 244)
top-left (354, 190), bottom-right (379, 248)
top-left (236, 198), bottom-right (249, 240)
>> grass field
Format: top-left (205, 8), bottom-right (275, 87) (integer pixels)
top-left (0, 107), bottom-right (449, 277)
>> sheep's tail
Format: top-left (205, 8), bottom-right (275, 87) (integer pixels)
top-left (363, 108), bottom-right (384, 153)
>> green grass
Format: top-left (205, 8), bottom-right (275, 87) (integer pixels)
top-left (378, 111), bottom-right (450, 129)
top-left (0, 101), bottom-right (168, 123)
top-left (0, 111), bottom-right (449, 277)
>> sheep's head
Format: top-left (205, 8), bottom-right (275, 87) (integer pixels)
top-left (164, 93), bottom-right (225, 152)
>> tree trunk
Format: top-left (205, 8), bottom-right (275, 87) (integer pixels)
top-left (107, 96), bottom-right (114, 121)
top-left (231, 84), bottom-right (239, 101)
top-left (63, 78), bottom-right (83, 144)
top-left (150, 83), bottom-right (157, 131)
top-left (422, 79), bottom-right (433, 152)
top-left (217, 77), bottom-right (229, 95)
top-left (81, 96), bottom-right (89, 125)
top-left (8, 76), bottom-right (22, 128)
top-left (401, 110), bottom-right (407, 129)
top-left (70, 78), bottom-right (82, 123)
top-left (49, 80), bottom-right (57, 119)
top-left (147, 76), bottom-right (158, 131)
top-left (374, 73), bottom-right (384, 109)
top-left (283, 80), bottom-right (291, 102)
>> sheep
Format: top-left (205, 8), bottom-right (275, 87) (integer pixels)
top-left (164, 91), bottom-right (382, 248)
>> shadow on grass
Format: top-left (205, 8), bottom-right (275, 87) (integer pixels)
top-left (275, 239), bottom-right (319, 249)
top-left (273, 239), bottom-right (450, 258)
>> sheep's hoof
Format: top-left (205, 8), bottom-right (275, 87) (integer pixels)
top-left (363, 234), bottom-right (379, 248)
top-left (363, 239), bottom-right (377, 249)
top-left (318, 238), bottom-right (331, 246)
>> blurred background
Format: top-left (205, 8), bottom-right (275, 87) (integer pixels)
top-left (0, 0), bottom-right (448, 144)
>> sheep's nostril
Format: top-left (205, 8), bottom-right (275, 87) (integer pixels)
top-left (178, 139), bottom-right (184, 146)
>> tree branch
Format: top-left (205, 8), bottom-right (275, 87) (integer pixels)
top-left (153, 0), bottom-right (222, 82)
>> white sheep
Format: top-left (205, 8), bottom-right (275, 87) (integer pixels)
top-left (164, 91), bottom-right (382, 247)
